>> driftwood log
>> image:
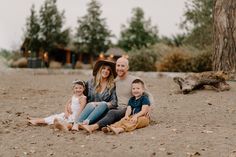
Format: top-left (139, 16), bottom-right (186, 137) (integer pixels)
top-left (173, 71), bottom-right (230, 94)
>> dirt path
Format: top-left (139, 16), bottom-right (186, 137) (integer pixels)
top-left (0, 69), bottom-right (236, 157)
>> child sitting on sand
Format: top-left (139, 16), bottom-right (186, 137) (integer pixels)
top-left (105, 78), bottom-right (151, 135)
top-left (27, 80), bottom-right (87, 131)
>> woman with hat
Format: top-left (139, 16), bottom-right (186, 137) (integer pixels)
top-left (72, 59), bottom-right (117, 131)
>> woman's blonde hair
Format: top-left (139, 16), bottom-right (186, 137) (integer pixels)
top-left (94, 65), bottom-right (115, 93)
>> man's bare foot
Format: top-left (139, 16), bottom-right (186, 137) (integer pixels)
top-left (53, 119), bottom-right (68, 131)
top-left (79, 124), bottom-right (92, 134)
top-left (101, 127), bottom-right (110, 133)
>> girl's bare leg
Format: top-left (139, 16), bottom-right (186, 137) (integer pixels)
top-left (27, 117), bottom-right (46, 125)
top-left (67, 123), bottom-right (73, 130)
top-left (53, 119), bottom-right (68, 131)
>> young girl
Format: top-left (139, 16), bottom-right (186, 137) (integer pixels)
top-left (106, 79), bottom-right (151, 135)
top-left (27, 80), bottom-right (87, 131)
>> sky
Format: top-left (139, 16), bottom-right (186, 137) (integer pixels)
top-left (0, 0), bottom-right (186, 50)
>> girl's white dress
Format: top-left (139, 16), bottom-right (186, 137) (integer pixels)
top-left (44, 95), bottom-right (81, 125)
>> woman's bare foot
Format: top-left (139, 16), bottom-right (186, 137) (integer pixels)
top-left (71, 123), bottom-right (79, 131)
top-left (82, 119), bottom-right (90, 125)
top-left (79, 124), bottom-right (93, 134)
top-left (53, 119), bottom-right (68, 131)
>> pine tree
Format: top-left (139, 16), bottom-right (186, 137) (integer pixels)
top-left (74, 0), bottom-right (112, 56)
top-left (24, 5), bottom-right (41, 55)
top-left (39, 0), bottom-right (70, 52)
top-left (118, 7), bottom-right (159, 51)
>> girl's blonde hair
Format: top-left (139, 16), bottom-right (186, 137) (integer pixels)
top-left (94, 65), bottom-right (115, 93)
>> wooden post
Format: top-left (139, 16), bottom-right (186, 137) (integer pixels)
top-left (66, 50), bottom-right (71, 64)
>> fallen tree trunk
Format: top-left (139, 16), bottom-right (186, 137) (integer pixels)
top-left (173, 71), bottom-right (230, 94)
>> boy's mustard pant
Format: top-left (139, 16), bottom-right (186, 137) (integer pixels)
top-left (111, 115), bottom-right (150, 132)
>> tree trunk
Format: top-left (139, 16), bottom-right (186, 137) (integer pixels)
top-left (213, 0), bottom-right (236, 72)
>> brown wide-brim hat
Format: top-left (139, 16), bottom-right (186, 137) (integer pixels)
top-left (93, 60), bottom-right (117, 78)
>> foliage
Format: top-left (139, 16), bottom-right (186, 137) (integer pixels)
top-left (39, 0), bottom-right (70, 52)
top-left (74, 0), bottom-right (112, 55)
top-left (191, 47), bottom-right (212, 72)
top-left (0, 49), bottom-right (14, 60)
top-left (156, 49), bottom-right (192, 72)
top-left (180, 0), bottom-right (213, 49)
top-left (128, 47), bottom-right (159, 71)
top-left (160, 34), bottom-right (186, 47)
top-left (24, 5), bottom-right (41, 53)
top-left (156, 46), bottom-right (212, 72)
top-left (118, 7), bottom-right (159, 51)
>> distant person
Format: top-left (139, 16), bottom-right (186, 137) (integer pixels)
top-left (79, 57), bottom-right (142, 133)
top-left (27, 80), bottom-right (87, 131)
top-left (72, 60), bottom-right (117, 131)
top-left (106, 79), bottom-right (151, 134)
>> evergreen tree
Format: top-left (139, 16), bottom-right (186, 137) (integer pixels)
top-left (39, 0), bottom-right (70, 52)
top-left (181, 0), bottom-right (213, 49)
top-left (24, 5), bottom-right (41, 54)
top-left (75, 0), bottom-right (112, 56)
top-left (118, 7), bottom-right (159, 51)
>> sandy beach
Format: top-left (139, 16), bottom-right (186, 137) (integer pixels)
top-left (0, 67), bottom-right (236, 157)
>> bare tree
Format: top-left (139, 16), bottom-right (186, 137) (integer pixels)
top-left (213, 0), bottom-right (236, 72)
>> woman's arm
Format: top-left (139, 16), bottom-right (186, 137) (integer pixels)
top-left (107, 87), bottom-right (118, 109)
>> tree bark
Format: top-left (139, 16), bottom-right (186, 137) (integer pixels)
top-left (213, 0), bottom-right (236, 72)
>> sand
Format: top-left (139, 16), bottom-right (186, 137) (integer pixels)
top-left (0, 67), bottom-right (236, 157)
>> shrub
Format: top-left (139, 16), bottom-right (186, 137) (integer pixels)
top-left (191, 48), bottom-right (212, 72)
top-left (128, 47), bottom-right (158, 71)
top-left (156, 48), bottom-right (192, 72)
top-left (156, 46), bottom-right (212, 72)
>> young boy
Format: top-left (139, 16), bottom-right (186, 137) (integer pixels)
top-left (107, 79), bottom-right (151, 134)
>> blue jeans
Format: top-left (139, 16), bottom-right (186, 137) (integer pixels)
top-left (76, 102), bottom-right (108, 124)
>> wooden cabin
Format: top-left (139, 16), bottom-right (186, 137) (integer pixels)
top-left (104, 47), bottom-right (128, 61)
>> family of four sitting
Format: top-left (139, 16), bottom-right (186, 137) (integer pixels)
top-left (28, 57), bottom-right (153, 135)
